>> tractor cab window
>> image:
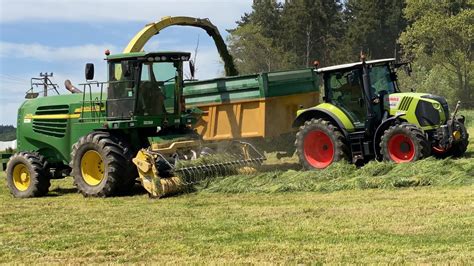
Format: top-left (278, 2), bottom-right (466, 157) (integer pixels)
top-left (136, 62), bottom-right (178, 116)
top-left (369, 65), bottom-right (396, 95)
top-left (326, 69), bottom-right (366, 127)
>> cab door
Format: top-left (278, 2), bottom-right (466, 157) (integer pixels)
top-left (325, 69), bottom-right (367, 129)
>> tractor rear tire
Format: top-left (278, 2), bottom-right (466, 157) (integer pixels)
top-left (6, 152), bottom-right (51, 198)
top-left (70, 132), bottom-right (135, 197)
top-left (380, 123), bottom-right (430, 163)
top-left (295, 118), bottom-right (348, 170)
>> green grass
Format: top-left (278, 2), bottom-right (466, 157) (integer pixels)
top-left (0, 125), bottom-right (473, 263)
top-left (0, 175), bottom-right (473, 264)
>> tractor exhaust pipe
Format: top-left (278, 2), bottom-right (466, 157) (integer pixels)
top-left (64, 79), bottom-right (82, 94)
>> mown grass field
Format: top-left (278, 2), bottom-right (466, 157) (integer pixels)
top-left (1, 112), bottom-right (473, 263)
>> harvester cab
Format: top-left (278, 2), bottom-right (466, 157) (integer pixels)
top-left (294, 58), bottom-right (469, 169)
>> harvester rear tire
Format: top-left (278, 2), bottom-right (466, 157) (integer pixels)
top-left (70, 132), bottom-right (135, 197)
top-left (380, 123), bottom-right (430, 163)
top-left (295, 118), bottom-right (348, 170)
top-left (6, 152), bottom-right (51, 198)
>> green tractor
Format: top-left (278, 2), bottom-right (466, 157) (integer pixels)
top-left (6, 51), bottom-right (263, 198)
top-left (294, 58), bottom-right (469, 169)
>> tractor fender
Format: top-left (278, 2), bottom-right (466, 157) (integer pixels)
top-left (293, 107), bottom-right (350, 138)
top-left (373, 113), bottom-right (405, 160)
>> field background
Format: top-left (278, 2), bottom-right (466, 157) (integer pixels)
top-left (1, 110), bottom-right (473, 263)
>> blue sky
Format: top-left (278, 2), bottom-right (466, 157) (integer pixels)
top-left (0, 0), bottom-right (252, 125)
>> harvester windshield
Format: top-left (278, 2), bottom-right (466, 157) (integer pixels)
top-left (104, 52), bottom-right (188, 120)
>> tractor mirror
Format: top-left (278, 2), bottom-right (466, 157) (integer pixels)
top-left (85, 63), bottom-right (94, 80)
top-left (189, 60), bottom-right (195, 79)
top-left (25, 92), bottom-right (39, 99)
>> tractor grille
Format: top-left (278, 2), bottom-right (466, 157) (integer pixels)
top-left (35, 105), bottom-right (70, 115)
top-left (398, 97), bottom-right (413, 111)
top-left (32, 105), bottom-right (69, 138)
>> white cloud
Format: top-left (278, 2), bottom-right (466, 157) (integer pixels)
top-left (0, 42), bottom-right (118, 62)
top-left (0, 0), bottom-right (251, 29)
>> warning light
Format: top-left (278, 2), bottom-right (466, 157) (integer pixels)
top-left (105, 49), bottom-right (111, 56)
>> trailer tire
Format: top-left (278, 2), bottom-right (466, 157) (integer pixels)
top-left (70, 132), bottom-right (135, 197)
top-left (6, 152), bottom-right (51, 198)
top-left (380, 123), bottom-right (430, 163)
top-left (295, 118), bottom-right (348, 170)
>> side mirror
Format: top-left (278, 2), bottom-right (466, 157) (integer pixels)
top-left (85, 63), bottom-right (94, 80)
top-left (25, 92), bottom-right (39, 99)
top-left (189, 60), bottom-right (195, 79)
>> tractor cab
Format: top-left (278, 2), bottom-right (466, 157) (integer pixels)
top-left (318, 58), bottom-right (399, 132)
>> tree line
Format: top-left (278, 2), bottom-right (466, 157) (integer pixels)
top-left (227, 0), bottom-right (473, 107)
top-left (0, 125), bottom-right (16, 141)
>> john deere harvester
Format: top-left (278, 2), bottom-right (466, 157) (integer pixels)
top-left (294, 57), bottom-right (469, 169)
top-left (6, 51), bottom-right (264, 198)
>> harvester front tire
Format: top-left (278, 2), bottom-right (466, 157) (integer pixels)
top-left (295, 118), bottom-right (348, 170)
top-left (380, 123), bottom-right (430, 163)
top-left (70, 132), bottom-right (135, 197)
top-left (6, 152), bottom-right (51, 198)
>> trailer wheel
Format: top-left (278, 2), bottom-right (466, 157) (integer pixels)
top-left (380, 123), bottom-right (430, 163)
top-left (70, 132), bottom-right (135, 197)
top-left (6, 152), bottom-right (51, 198)
top-left (295, 118), bottom-right (348, 170)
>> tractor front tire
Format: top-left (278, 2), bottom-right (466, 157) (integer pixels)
top-left (70, 132), bottom-right (135, 197)
top-left (295, 118), bottom-right (348, 170)
top-left (448, 121), bottom-right (469, 157)
top-left (6, 152), bottom-right (51, 198)
top-left (380, 123), bottom-right (430, 163)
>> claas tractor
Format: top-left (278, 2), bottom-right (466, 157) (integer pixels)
top-left (6, 51), bottom-right (263, 198)
top-left (294, 57), bottom-right (469, 169)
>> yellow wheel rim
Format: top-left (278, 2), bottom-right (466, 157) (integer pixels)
top-left (81, 150), bottom-right (105, 186)
top-left (12, 163), bottom-right (31, 191)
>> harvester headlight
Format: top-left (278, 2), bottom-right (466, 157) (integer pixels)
top-left (155, 56), bottom-right (161, 61)
top-left (161, 56), bottom-right (167, 61)
top-left (147, 57), bottom-right (154, 62)
top-left (181, 56), bottom-right (188, 61)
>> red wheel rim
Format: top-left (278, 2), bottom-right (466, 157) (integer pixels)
top-left (387, 133), bottom-right (415, 163)
top-left (303, 130), bottom-right (334, 169)
top-left (432, 145), bottom-right (449, 155)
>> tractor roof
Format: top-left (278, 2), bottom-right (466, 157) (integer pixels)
top-left (316, 58), bottom-right (395, 73)
top-left (107, 51), bottom-right (191, 60)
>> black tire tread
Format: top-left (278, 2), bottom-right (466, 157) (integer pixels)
top-left (6, 152), bottom-right (51, 198)
top-left (70, 131), bottom-right (136, 197)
